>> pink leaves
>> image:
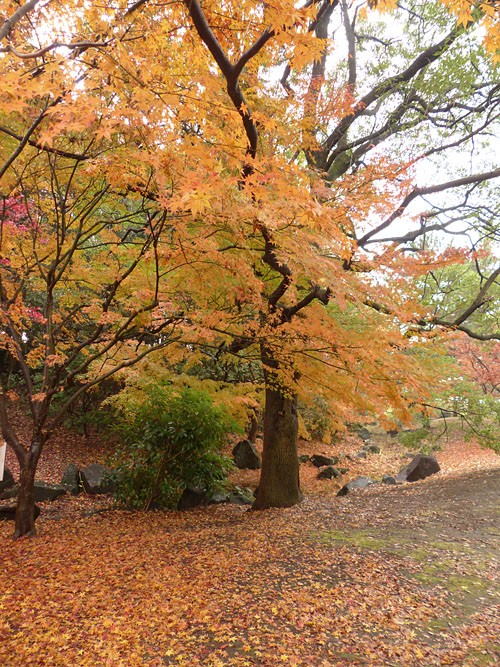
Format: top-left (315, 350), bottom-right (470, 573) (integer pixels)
top-left (1, 196), bottom-right (37, 233)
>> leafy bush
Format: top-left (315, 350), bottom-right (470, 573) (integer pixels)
top-left (398, 428), bottom-right (431, 450)
top-left (299, 396), bottom-right (331, 442)
top-left (111, 383), bottom-right (234, 510)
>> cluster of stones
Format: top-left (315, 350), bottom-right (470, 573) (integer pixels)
top-left (177, 485), bottom-right (255, 510)
top-left (298, 454), bottom-right (349, 481)
top-left (173, 439), bottom-right (261, 510)
top-left (348, 427), bottom-right (382, 460)
top-left (337, 454), bottom-right (441, 496)
top-left (0, 463), bottom-right (117, 521)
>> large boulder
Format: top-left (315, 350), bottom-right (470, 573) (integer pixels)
top-left (0, 467), bottom-right (15, 495)
top-left (207, 487), bottom-right (255, 506)
top-left (0, 503), bottom-right (41, 521)
top-left (60, 464), bottom-right (81, 496)
top-left (317, 466), bottom-right (342, 480)
top-left (33, 481), bottom-right (66, 502)
top-left (177, 486), bottom-right (207, 510)
top-left (232, 440), bottom-right (261, 470)
top-left (396, 455), bottom-right (440, 483)
top-left (337, 476), bottom-right (376, 496)
top-left (310, 454), bottom-right (338, 468)
top-left (207, 491), bottom-right (231, 505)
top-left (80, 464), bottom-right (117, 495)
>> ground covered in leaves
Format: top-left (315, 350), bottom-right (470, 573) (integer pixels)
top-left (1, 421), bottom-right (499, 666)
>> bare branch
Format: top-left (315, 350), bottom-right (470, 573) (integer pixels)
top-left (260, 225), bottom-right (292, 307)
top-left (184, 0), bottom-right (258, 162)
top-left (0, 40), bottom-right (111, 58)
top-left (323, 27), bottom-right (465, 171)
top-left (357, 167), bottom-right (500, 247)
top-left (0, 0), bottom-right (42, 42)
top-left (0, 124), bottom-right (92, 161)
top-left (285, 284), bottom-right (331, 318)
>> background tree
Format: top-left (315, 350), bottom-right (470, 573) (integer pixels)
top-left (173, 0), bottom-right (499, 508)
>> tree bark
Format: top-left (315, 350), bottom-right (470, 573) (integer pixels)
top-left (253, 386), bottom-right (303, 509)
top-left (14, 444), bottom-right (42, 538)
top-left (247, 410), bottom-right (259, 444)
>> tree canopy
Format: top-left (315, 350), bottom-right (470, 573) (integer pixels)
top-left (0, 0), bottom-right (499, 535)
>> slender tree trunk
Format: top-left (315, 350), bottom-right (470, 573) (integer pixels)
top-left (247, 410), bottom-right (259, 444)
top-left (253, 385), bottom-right (303, 509)
top-left (14, 442), bottom-right (42, 538)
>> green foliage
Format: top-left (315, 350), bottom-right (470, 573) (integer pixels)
top-left (110, 383), bottom-right (234, 510)
top-left (437, 381), bottom-right (500, 453)
top-left (399, 427), bottom-right (432, 451)
top-left (299, 396), bottom-right (331, 442)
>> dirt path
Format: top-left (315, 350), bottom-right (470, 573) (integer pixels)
top-left (310, 467), bottom-right (500, 650)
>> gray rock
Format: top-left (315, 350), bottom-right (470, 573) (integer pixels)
top-left (337, 476), bottom-right (375, 496)
top-left (33, 481), bottom-right (66, 502)
top-left (0, 503), bottom-right (40, 521)
top-left (298, 454), bottom-right (311, 464)
top-left (177, 486), bottom-right (207, 510)
top-left (365, 443), bottom-right (381, 454)
top-left (1, 483), bottom-right (19, 500)
top-left (353, 450), bottom-right (367, 460)
top-left (317, 466), bottom-right (342, 480)
top-left (228, 487), bottom-right (254, 505)
top-left (357, 427), bottom-right (372, 441)
top-left (310, 454), bottom-right (338, 468)
top-left (80, 464), bottom-right (117, 495)
top-left (382, 474), bottom-right (397, 485)
top-left (397, 455), bottom-right (440, 483)
top-left (0, 467), bottom-right (15, 494)
top-left (207, 492), bottom-right (230, 505)
top-left (232, 440), bottom-right (261, 470)
top-left (60, 464), bottom-right (81, 496)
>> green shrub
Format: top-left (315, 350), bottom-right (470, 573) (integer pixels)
top-left (299, 396), bottom-right (331, 442)
top-left (398, 428), bottom-right (431, 451)
top-left (111, 383), bottom-right (234, 510)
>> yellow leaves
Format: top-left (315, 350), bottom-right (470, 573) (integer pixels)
top-left (180, 187), bottom-right (215, 217)
top-left (45, 354), bottom-right (68, 367)
top-left (439, 0), bottom-right (500, 57)
top-left (26, 345), bottom-right (46, 368)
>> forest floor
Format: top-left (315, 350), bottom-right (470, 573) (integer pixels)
top-left (1, 412), bottom-right (499, 666)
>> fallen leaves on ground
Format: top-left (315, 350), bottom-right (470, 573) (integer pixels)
top-left (1, 420), bottom-right (499, 666)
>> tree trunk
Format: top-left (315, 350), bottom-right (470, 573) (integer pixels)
top-left (14, 446), bottom-right (41, 538)
top-left (247, 410), bottom-right (259, 444)
top-left (253, 386), bottom-right (303, 509)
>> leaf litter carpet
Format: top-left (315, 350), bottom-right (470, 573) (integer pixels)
top-left (1, 427), bottom-right (499, 666)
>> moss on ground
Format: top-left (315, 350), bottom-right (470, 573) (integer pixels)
top-left (315, 525), bottom-right (499, 642)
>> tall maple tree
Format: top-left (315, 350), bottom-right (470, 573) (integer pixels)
top-left (1, 0), bottom-right (499, 535)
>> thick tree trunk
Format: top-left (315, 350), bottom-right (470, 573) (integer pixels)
top-left (14, 446), bottom-right (41, 538)
top-left (253, 386), bottom-right (303, 509)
